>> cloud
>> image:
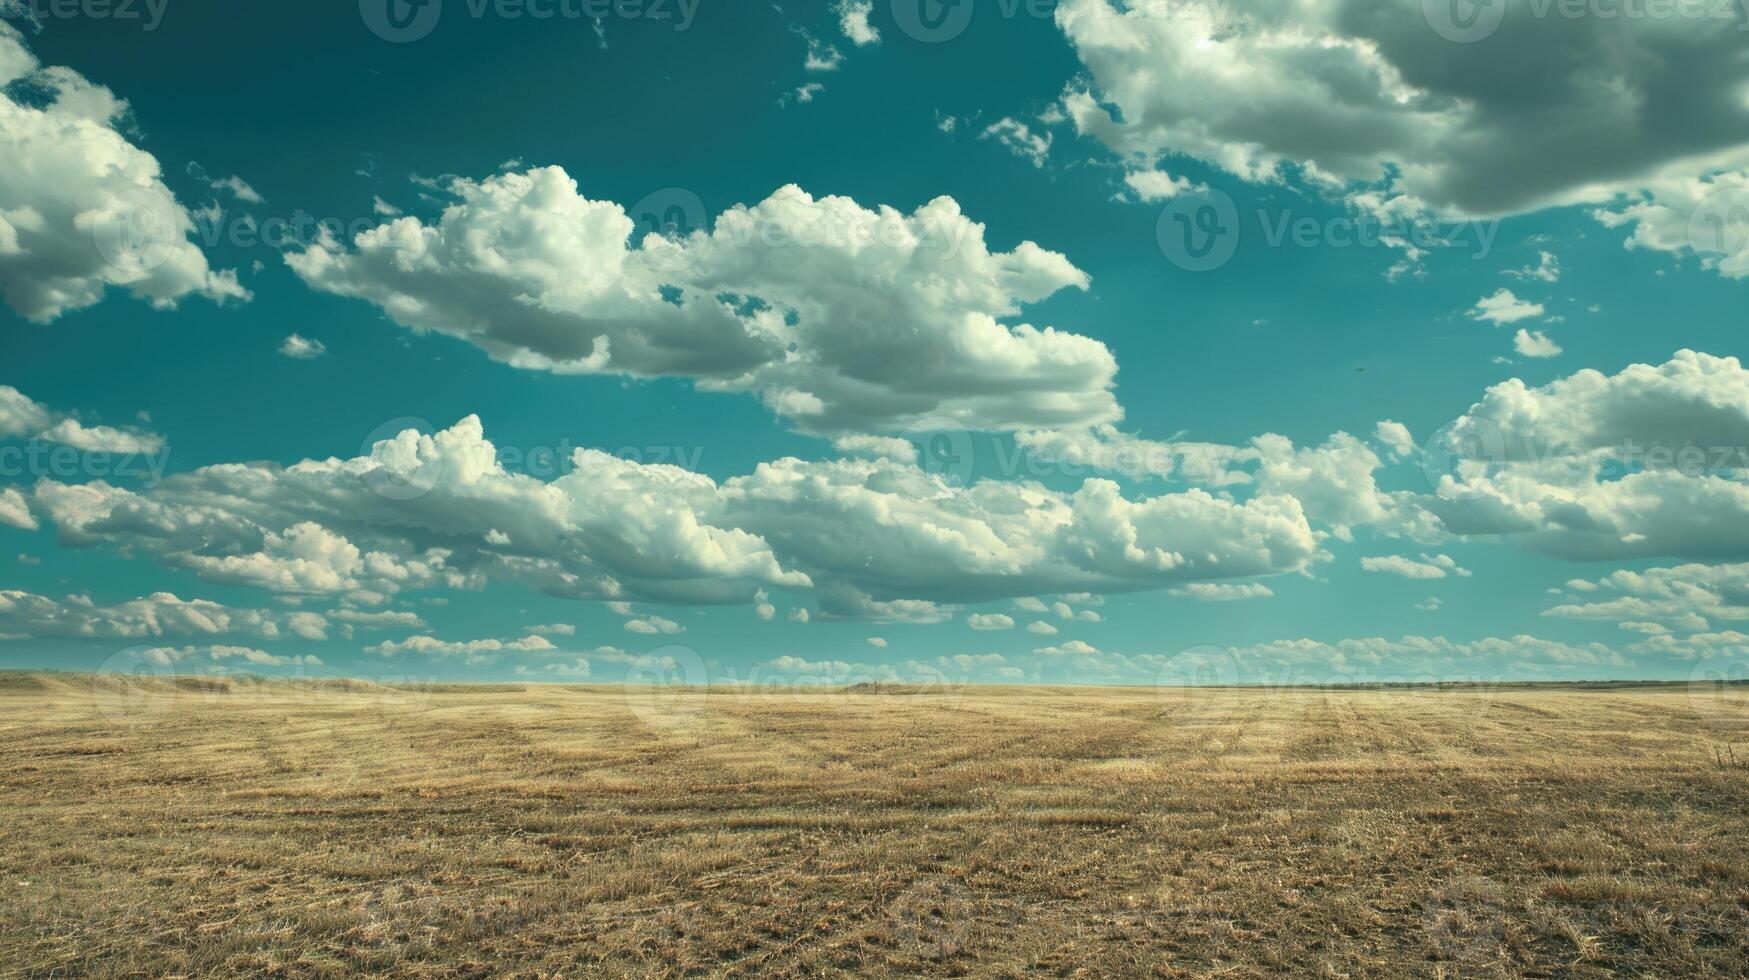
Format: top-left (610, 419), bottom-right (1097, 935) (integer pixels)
top-left (140, 645), bottom-right (321, 668)
top-left (866, 636), bottom-right (887, 647)
top-left (981, 117), bottom-right (1053, 169)
top-left (1035, 640), bottom-right (1098, 655)
top-left (1513, 329), bottom-right (1562, 359)
top-left (1360, 553), bottom-right (1469, 580)
top-left (526, 622), bottom-right (576, 636)
top-left (0, 486), bottom-right (35, 530)
top-left (1053, 0), bottom-right (1749, 240)
top-left (1122, 168), bottom-right (1199, 202)
top-left (1026, 620), bottom-right (1059, 635)
top-left (1423, 352), bottom-right (1749, 561)
top-left (1594, 170), bottom-right (1749, 280)
top-left (1169, 582), bottom-right (1273, 602)
top-left (805, 35), bottom-right (843, 71)
top-left (1219, 634), bottom-right (1629, 675)
top-left (1505, 251), bottom-right (1561, 283)
top-left (0, 385), bottom-right (164, 454)
top-left (1470, 289), bottom-right (1545, 326)
top-left (515, 658), bottom-right (593, 678)
top-left (0, 590), bottom-right (314, 640)
top-left (624, 615), bottom-right (684, 634)
top-left (834, 0), bottom-right (880, 44)
top-left (366, 634), bottom-right (557, 658)
top-left (0, 24), bottom-right (246, 322)
top-left (968, 612), bottom-right (1015, 630)
top-left (1375, 420), bottom-right (1415, 459)
top-left (287, 167), bottom-right (1115, 435)
top-left (1544, 562), bottom-right (1749, 633)
top-left (278, 334), bottom-right (327, 359)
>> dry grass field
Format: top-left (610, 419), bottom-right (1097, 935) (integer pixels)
top-left (1, 673), bottom-right (1747, 977)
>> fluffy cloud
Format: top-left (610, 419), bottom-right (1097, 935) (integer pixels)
top-left (624, 615), bottom-right (684, 634)
top-left (140, 645), bottom-right (321, 668)
top-left (29, 415), bottom-right (1319, 619)
top-left (1360, 553), bottom-right (1469, 580)
top-left (1470, 289), bottom-right (1544, 326)
top-left (1594, 170), bottom-right (1749, 279)
top-left (1018, 426), bottom-right (1437, 541)
top-left (1514, 329), bottom-right (1562, 359)
top-left (0, 385), bottom-right (163, 454)
top-left (1054, 0), bottom-right (1749, 229)
top-left (968, 612), bottom-right (1015, 630)
top-left (1122, 168), bottom-right (1199, 202)
top-left (287, 167), bottom-right (1116, 435)
top-left (278, 334), bottom-right (327, 359)
top-left (0, 486), bottom-right (34, 530)
top-left (1545, 562), bottom-right (1749, 633)
top-left (1425, 351), bottom-right (1749, 561)
top-left (366, 634), bottom-right (556, 658)
top-left (0, 590), bottom-right (314, 641)
top-left (1375, 421), bottom-right (1415, 459)
top-left (1169, 582), bottom-right (1273, 601)
top-left (982, 118), bottom-right (1053, 168)
top-left (834, 0), bottom-right (880, 44)
top-left (1218, 634), bottom-right (1630, 678)
top-left (0, 23), bottom-right (245, 322)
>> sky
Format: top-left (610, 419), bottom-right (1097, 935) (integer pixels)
top-left (2, 0), bottom-right (1748, 689)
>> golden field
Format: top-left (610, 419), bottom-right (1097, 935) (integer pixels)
top-left (1, 673), bottom-right (1746, 977)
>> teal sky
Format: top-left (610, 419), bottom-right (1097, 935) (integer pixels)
top-left (3, 0), bottom-right (1749, 687)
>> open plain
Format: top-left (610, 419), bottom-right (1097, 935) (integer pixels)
top-left (1, 673), bottom-right (1746, 977)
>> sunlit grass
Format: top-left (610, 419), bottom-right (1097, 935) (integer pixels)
top-left (2, 673), bottom-right (1745, 976)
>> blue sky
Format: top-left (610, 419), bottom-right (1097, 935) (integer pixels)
top-left (3, 0), bottom-right (1749, 687)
